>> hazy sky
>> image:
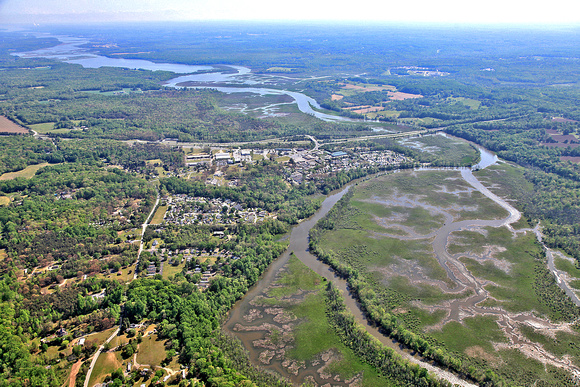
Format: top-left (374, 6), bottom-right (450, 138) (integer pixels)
top-left (1, 0), bottom-right (579, 25)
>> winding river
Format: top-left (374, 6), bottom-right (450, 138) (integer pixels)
top-left (225, 146), bottom-right (580, 385)
top-left (15, 34), bottom-right (353, 122)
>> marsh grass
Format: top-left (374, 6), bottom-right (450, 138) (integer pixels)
top-left (270, 255), bottom-right (390, 386)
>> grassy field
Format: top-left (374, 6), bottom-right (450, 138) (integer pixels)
top-left (397, 134), bottom-right (479, 166)
top-left (162, 261), bottom-right (186, 280)
top-left (150, 205), bottom-right (167, 225)
top-left (448, 97), bottom-right (481, 109)
top-left (314, 165), bottom-right (580, 384)
top-left (28, 122), bottom-right (56, 133)
top-left (136, 333), bottom-right (167, 367)
top-left (0, 196), bottom-right (9, 206)
top-left (0, 162), bottom-right (50, 180)
top-left (554, 255), bottom-right (580, 279)
top-left (88, 351), bottom-right (124, 386)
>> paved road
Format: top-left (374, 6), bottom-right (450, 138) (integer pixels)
top-left (84, 192), bottom-right (159, 386)
top-left (134, 193), bottom-right (160, 280)
top-left (83, 326), bottom-right (120, 387)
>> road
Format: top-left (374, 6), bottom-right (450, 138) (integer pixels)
top-left (83, 326), bottom-right (120, 387)
top-left (84, 191), bottom-right (159, 386)
top-left (133, 192), bottom-right (160, 280)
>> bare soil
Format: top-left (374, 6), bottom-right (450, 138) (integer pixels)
top-left (0, 116), bottom-right (28, 134)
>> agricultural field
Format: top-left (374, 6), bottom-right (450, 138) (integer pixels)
top-left (0, 162), bottom-right (50, 180)
top-left (0, 116), bottom-right (28, 134)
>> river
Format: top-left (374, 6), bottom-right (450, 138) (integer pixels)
top-left (223, 148), bottom-right (504, 387)
top-left (15, 34), bottom-right (354, 123)
top-left (16, 32), bottom-right (580, 383)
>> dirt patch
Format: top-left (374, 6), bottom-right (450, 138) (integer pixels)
top-left (68, 360), bottom-right (84, 387)
top-left (350, 106), bottom-right (385, 114)
top-left (465, 346), bottom-right (502, 367)
top-left (243, 308), bottom-right (263, 322)
top-left (551, 117), bottom-right (578, 123)
top-left (331, 94), bottom-right (344, 101)
top-left (341, 83), bottom-right (395, 92)
top-left (0, 116), bottom-right (28, 134)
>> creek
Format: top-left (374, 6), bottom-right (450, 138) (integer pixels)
top-left (17, 33), bottom-right (580, 383)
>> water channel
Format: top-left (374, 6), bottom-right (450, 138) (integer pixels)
top-left (225, 145), bottom-right (580, 385)
top-left (222, 148), bottom-right (500, 386)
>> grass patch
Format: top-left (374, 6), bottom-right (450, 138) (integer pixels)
top-left (0, 196), bottom-right (9, 206)
top-left (448, 97), bottom-right (481, 109)
top-left (554, 255), bottom-right (580, 279)
top-left (0, 162), bottom-right (51, 180)
top-left (396, 134), bottom-right (479, 166)
top-left (136, 334), bottom-right (167, 367)
top-left (88, 351), bottom-right (123, 386)
top-left (431, 315), bottom-right (507, 353)
top-left (28, 122), bottom-right (56, 133)
top-left (150, 205), bottom-right (167, 225)
top-left (460, 228), bottom-right (552, 316)
top-left (264, 255), bottom-right (393, 386)
top-left (162, 261), bottom-right (185, 280)
top-left (268, 253), bottom-right (321, 298)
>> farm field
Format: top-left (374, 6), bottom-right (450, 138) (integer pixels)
top-left (0, 116), bottom-right (28, 134)
top-left (0, 162), bottom-right (51, 180)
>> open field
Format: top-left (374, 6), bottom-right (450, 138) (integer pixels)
top-left (162, 261), bottom-right (186, 280)
top-left (0, 116), bottom-right (28, 134)
top-left (0, 196), bottom-right (9, 206)
top-left (0, 162), bottom-right (50, 180)
top-left (397, 134), bottom-right (480, 166)
top-left (88, 351), bottom-right (123, 386)
top-left (150, 205), bottom-right (167, 225)
top-left (135, 333), bottom-right (167, 367)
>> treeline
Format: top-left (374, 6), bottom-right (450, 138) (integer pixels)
top-left (447, 125), bottom-right (580, 181)
top-left (123, 224), bottom-right (291, 386)
top-left (0, 273), bottom-right (59, 387)
top-left (325, 283), bottom-right (449, 387)
top-left (0, 162), bottom-right (155, 271)
top-left (447, 125), bottom-right (580, 261)
top-left (0, 136), bottom-right (184, 175)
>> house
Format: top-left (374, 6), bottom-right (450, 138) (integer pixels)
top-left (56, 327), bottom-right (67, 337)
top-left (77, 337), bottom-right (86, 346)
